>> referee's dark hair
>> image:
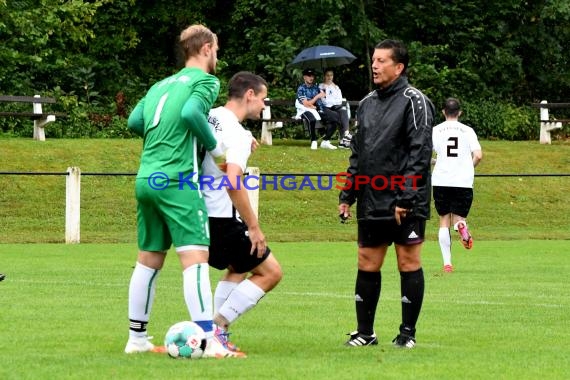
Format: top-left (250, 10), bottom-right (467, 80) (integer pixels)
top-left (443, 98), bottom-right (461, 117)
top-left (375, 39), bottom-right (409, 75)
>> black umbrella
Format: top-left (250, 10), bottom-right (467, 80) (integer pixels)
top-left (289, 45), bottom-right (356, 71)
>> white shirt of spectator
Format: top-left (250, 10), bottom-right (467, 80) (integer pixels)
top-left (202, 106), bottom-right (253, 217)
top-left (432, 120), bottom-right (481, 188)
top-left (320, 82), bottom-right (343, 107)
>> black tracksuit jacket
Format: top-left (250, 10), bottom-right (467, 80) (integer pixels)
top-left (339, 76), bottom-right (435, 221)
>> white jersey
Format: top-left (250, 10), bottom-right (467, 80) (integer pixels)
top-left (319, 82), bottom-right (343, 107)
top-left (202, 106), bottom-right (253, 217)
top-left (432, 120), bottom-right (481, 188)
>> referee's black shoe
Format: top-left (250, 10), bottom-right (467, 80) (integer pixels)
top-left (392, 325), bottom-right (416, 349)
top-left (345, 331), bottom-right (378, 346)
top-left (0, 273), bottom-right (5, 282)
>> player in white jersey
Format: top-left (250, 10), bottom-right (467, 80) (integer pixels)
top-left (432, 98), bottom-right (483, 272)
top-left (202, 72), bottom-right (282, 355)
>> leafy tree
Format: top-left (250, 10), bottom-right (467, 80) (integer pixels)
top-left (1, 0), bottom-right (567, 139)
top-left (0, 0), bottom-right (104, 93)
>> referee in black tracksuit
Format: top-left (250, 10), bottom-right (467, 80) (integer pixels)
top-left (339, 39), bottom-right (435, 348)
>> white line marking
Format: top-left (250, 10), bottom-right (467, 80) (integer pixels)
top-left (8, 280), bottom-right (566, 308)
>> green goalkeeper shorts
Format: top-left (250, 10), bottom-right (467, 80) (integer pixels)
top-left (135, 178), bottom-right (210, 252)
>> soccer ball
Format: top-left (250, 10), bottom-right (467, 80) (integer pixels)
top-left (164, 321), bottom-right (207, 359)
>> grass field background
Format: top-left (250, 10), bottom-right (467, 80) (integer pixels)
top-left (1, 137), bottom-right (569, 379)
top-left (0, 138), bottom-right (569, 243)
top-left (1, 241), bottom-right (569, 380)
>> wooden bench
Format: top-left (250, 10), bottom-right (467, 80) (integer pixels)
top-left (530, 101), bottom-right (570, 144)
top-left (260, 98), bottom-right (359, 145)
top-left (0, 95), bottom-right (67, 141)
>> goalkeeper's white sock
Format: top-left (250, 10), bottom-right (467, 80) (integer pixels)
top-left (218, 279), bottom-right (265, 325)
top-left (214, 280), bottom-right (238, 314)
top-left (183, 263), bottom-right (214, 337)
top-left (128, 262), bottom-right (160, 338)
top-left (438, 227), bottom-right (452, 266)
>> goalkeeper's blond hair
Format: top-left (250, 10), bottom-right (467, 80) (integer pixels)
top-left (179, 24), bottom-right (218, 61)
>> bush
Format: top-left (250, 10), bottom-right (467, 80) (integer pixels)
top-left (0, 91), bottom-right (542, 141)
top-left (461, 100), bottom-right (539, 140)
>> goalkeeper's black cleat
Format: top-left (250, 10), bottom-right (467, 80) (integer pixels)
top-left (0, 273), bottom-right (5, 282)
top-left (345, 331), bottom-right (378, 346)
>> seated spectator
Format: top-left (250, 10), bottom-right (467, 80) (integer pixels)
top-left (295, 68), bottom-right (340, 150)
top-left (320, 68), bottom-right (352, 149)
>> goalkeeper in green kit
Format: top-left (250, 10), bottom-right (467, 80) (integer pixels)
top-left (124, 24), bottom-right (242, 358)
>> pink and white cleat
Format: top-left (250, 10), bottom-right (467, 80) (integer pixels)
top-left (456, 221), bottom-right (473, 249)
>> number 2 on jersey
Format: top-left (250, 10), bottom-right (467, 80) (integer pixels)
top-left (447, 136), bottom-right (458, 157)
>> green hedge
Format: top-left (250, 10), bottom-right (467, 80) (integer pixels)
top-left (461, 100), bottom-right (539, 140)
top-left (0, 97), bottom-right (554, 141)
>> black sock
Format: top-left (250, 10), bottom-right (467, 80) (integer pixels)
top-left (129, 319), bottom-right (148, 333)
top-left (355, 270), bottom-right (381, 335)
top-left (400, 268), bottom-right (424, 334)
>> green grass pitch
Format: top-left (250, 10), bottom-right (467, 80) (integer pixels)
top-left (1, 138), bottom-right (569, 378)
top-left (1, 241), bottom-right (569, 379)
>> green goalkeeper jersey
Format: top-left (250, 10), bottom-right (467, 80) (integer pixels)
top-left (128, 67), bottom-right (220, 181)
